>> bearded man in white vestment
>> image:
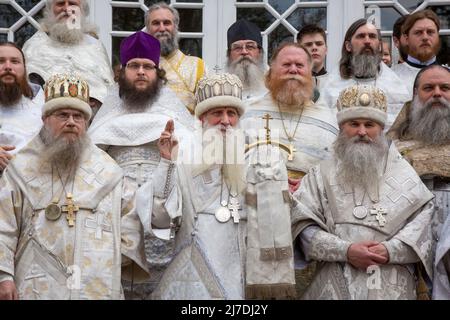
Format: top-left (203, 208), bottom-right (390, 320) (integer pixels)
top-left (138, 73), bottom-right (296, 300)
top-left (22, 0), bottom-right (114, 116)
top-left (240, 42), bottom-right (338, 194)
top-left (225, 19), bottom-right (267, 104)
top-left (291, 84), bottom-right (435, 300)
top-left (0, 42), bottom-right (43, 173)
top-left (320, 19), bottom-right (410, 129)
top-left (387, 65), bottom-right (450, 299)
top-left (88, 31), bottom-right (194, 299)
top-left (392, 10), bottom-right (441, 98)
top-left (0, 73), bottom-right (148, 300)
top-left (145, 2), bottom-right (206, 114)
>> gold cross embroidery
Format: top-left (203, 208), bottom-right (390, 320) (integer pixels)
top-left (62, 193), bottom-right (79, 227)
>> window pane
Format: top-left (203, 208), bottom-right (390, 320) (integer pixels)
top-left (430, 5), bottom-right (450, 30)
top-left (398, 0), bottom-right (425, 12)
top-left (112, 36), bottom-right (125, 67)
top-left (269, 0), bottom-right (295, 14)
top-left (179, 38), bottom-right (202, 58)
top-left (268, 24), bottom-right (293, 60)
top-left (287, 7), bottom-right (327, 30)
top-left (438, 35), bottom-right (450, 65)
top-left (237, 7), bottom-right (276, 31)
top-left (15, 0), bottom-right (41, 12)
top-left (14, 22), bottom-right (38, 48)
top-left (0, 34), bottom-right (7, 42)
top-left (144, 0), bottom-right (170, 6)
top-left (0, 4), bottom-right (22, 28)
top-left (113, 7), bottom-right (145, 31)
top-left (377, 7), bottom-right (402, 31)
top-left (178, 8), bottom-right (202, 32)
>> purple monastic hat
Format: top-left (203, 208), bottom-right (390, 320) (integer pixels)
top-left (120, 31), bottom-right (161, 67)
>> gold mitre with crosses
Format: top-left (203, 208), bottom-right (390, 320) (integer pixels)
top-left (43, 72), bottom-right (92, 120)
top-left (336, 84), bottom-right (387, 126)
top-left (195, 73), bottom-right (245, 118)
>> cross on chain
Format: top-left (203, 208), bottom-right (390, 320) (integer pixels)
top-left (228, 196), bottom-right (241, 223)
top-left (62, 193), bottom-right (79, 227)
top-left (262, 113), bottom-right (273, 143)
top-left (370, 205), bottom-right (388, 227)
top-left (85, 212), bottom-right (112, 240)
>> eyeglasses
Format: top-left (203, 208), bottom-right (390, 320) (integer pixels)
top-left (230, 42), bottom-right (259, 52)
top-left (52, 111), bottom-right (85, 123)
top-left (126, 62), bottom-right (157, 71)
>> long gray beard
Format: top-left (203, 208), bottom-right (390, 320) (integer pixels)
top-left (39, 127), bottom-right (89, 172)
top-left (154, 31), bottom-right (178, 57)
top-left (334, 133), bottom-right (388, 190)
top-left (226, 56), bottom-right (265, 91)
top-left (351, 52), bottom-right (381, 78)
top-left (191, 123), bottom-right (246, 195)
top-left (0, 81), bottom-right (22, 106)
top-left (409, 96), bottom-right (450, 145)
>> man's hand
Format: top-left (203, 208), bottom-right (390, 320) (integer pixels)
top-left (288, 177), bottom-right (302, 193)
top-left (347, 241), bottom-right (388, 271)
top-left (0, 145), bottom-right (15, 170)
top-left (368, 243), bottom-right (389, 262)
top-left (0, 280), bottom-right (18, 300)
top-left (157, 120), bottom-right (178, 160)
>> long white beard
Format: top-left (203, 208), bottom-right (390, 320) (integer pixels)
top-left (409, 96), bottom-right (450, 145)
top-left (41, 11), bottom-right (97, 44)
top-left (226, 56), bottom-right (265, 91)
top-left (334, 132), bottom-right (388, 190)
top-left (191, 123), bottom-right (247, 195)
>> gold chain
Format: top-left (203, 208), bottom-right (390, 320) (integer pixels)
top-left (277, 103), bottom-right (304, 142)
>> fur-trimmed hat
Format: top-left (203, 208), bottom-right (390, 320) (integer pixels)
top-left (195, 73), bottom-right (245, 118)
top-left (43, 73), bottom-right (92, 120)
top-left (336, 85), bottom-right (387, 126)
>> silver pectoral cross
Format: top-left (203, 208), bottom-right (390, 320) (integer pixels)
top-left (228, 196), bottom-right (241, 223)
top-left (370, 205), bottom-right (388, 227)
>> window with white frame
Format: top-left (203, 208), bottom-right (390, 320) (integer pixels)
top-left (0, 0), bottom-right (45, 47)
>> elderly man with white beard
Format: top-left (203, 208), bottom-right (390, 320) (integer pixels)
top-left (145, 2), bottom-right (206, 114)
top-left (225, 19), bottom-right (267, 104)
top-left (88, 31), bottom-right (194, 299)
top-left (22, 0), bottom-right (114, 117)
top-left (0, 42), bottom-right (43, 174)
top-left (291, 84), bottom-right (435, 300)
top-left (241, 42), bottom-right (338, 194)
top-left (0, 73), bottom-right (148, 300)
top-left (139, 73), bottom-right (296, 300)
top-left (320, 19), bottom-right (410, 129)
top-left (387, 65), bottom-right (450, 299)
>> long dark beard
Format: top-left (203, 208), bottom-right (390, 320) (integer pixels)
top-left (0, 75), bottom-right (32, 106)
top-left (351, 50), bottom-right (381, 78)
top-left (266, 74), bottom-right (313, 106)
top-left (409, 96), bottom-right (450, 145)
top-left (39, 126), bottom-right (89, 172)
top-left (154, 30), bottom-right (178, 56)
top-left (334, 133), bottom-right (388, 189)
top-left (118, 73), bottom-right (162, 112)
top-left (226, 56), bottom-right (265, 90)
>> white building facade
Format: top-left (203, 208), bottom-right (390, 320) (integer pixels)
top-left (1, 0), bottom-right (449, 71)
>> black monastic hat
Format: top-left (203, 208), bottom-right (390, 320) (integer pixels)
top-left (227, 19), bottom-right (262, 49)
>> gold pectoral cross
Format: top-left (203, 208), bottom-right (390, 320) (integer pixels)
top-left (62, 193), bottom-right (79, 227)
top-left (262, 113), bottom-right (273, 143)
